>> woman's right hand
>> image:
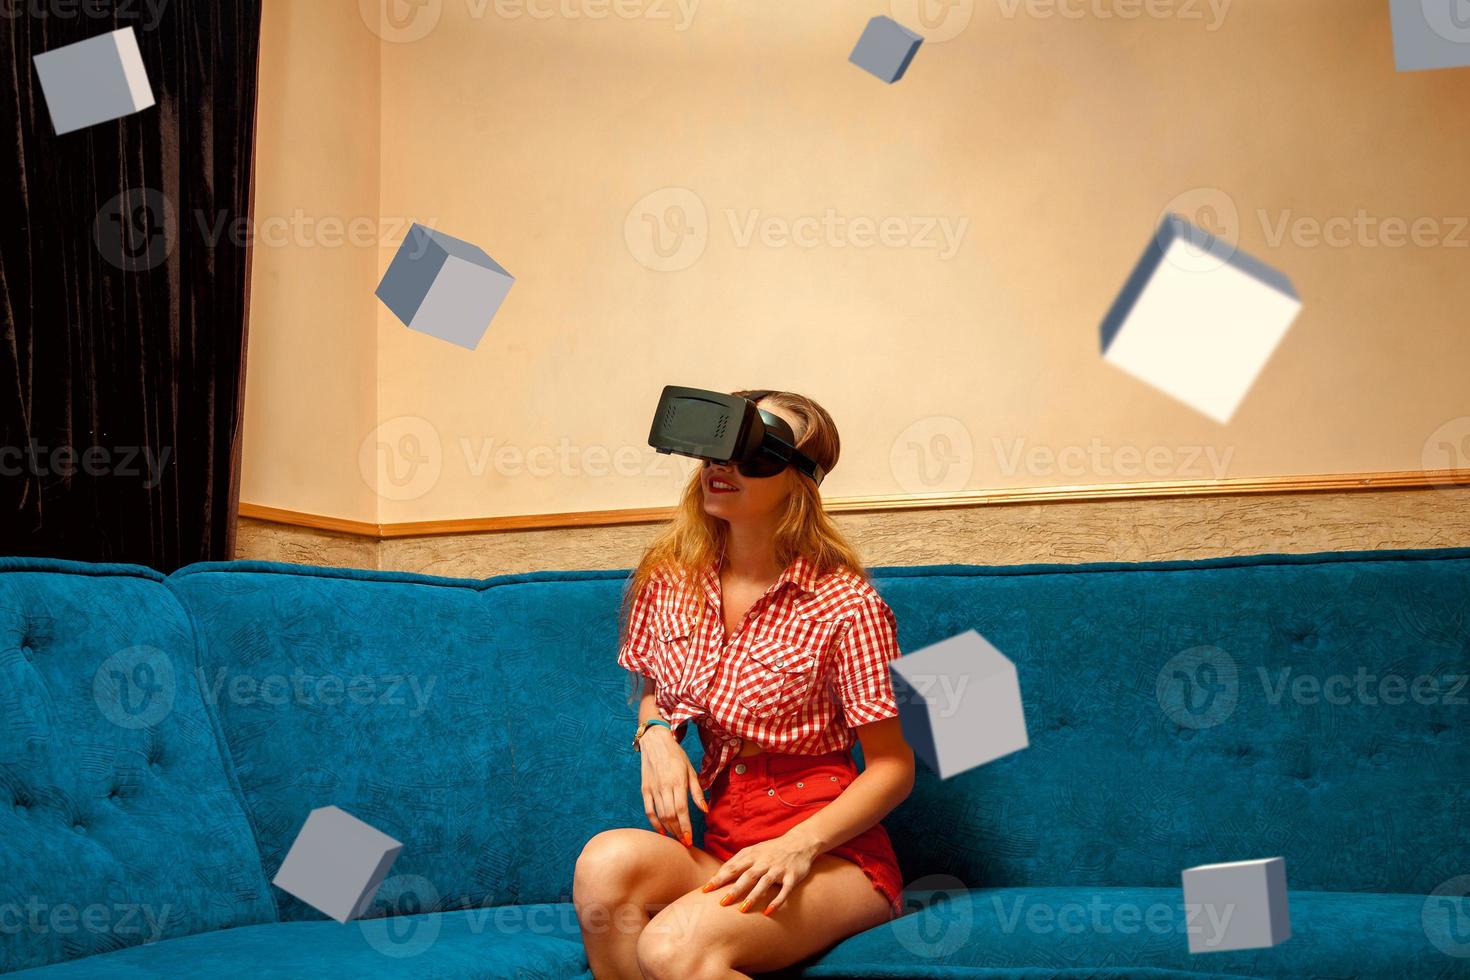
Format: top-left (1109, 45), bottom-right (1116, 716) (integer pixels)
top-left (639, 727), bottom-right (708, 845)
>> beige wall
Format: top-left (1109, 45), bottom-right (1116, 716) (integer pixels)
top-left (244, 0), bottom-right (1470, 526)
top-left (242, 0), bottom-right (381, 522)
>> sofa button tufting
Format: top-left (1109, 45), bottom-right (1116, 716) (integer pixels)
top-left (73, 823), bottom-right (85, 834)
top-left (20, 645), bottom-right (34, 661)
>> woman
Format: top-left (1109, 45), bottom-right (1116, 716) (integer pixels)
top-left (573, 389), bottom-right (914, 980)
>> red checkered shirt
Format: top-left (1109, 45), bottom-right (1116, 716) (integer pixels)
top-left (618, 553), bottom-right (903, 792)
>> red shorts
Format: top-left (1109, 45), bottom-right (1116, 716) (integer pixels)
top-left (701, 748), bottom-right (905, 920)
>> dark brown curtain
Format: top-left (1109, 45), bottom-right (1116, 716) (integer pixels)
top-left (0, 1), bottom-right (262, 571)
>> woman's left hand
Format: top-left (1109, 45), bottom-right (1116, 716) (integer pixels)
top-left (700, 828), bottom-right (821, 916)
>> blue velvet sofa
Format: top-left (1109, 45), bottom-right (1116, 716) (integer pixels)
top-left (2, 548), bottom-right (1468, 978)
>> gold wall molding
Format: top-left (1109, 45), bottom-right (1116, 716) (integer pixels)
top-left (239, 468), bottom-right (1470, 541)
top-left (236, 473), bottom-right (1470, 579)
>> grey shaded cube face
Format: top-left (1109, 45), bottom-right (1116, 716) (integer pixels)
top-left (376, 224), bottom-right (451, 327)
top-left (849, 16), bottom-right (924, 84)
top-left (1389, 0), bottom-right (1470, 71)
top-left (892, 629), bottom-right (1029, 779)
top-left (375, 223), bottom-right (515, 350)
top-left (32, 27), bottom-right (156, 136)
top-left (1181, 857), bottom-right (1291, 954)
top-left (408, 254), bottom-right (515, 350)
top-left (272, 805), bottom-right (404, 923)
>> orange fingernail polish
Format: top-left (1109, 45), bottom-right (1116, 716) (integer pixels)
top-left (762, 906), bottom-right (773, 916)
top-left (740, 899), bottom-right (752, 912)
top-left (701, 881), bottom-right (714, 892)
top-left (719, 894), bottom-right (734, 906)
top-left (682, 831), bottom-right (692, 846)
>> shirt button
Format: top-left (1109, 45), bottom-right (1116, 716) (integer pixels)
top-left (796, 781), bottom-right (804, 788)
top-left (766, 788), bottom-right (775, 796)
top-left (830, 775), bottom-right (838, 782)
top-left (734, 763), bottom-right (746, 774)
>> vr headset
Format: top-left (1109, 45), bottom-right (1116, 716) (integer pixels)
top-left (648, 386), bottom-right (826, 486)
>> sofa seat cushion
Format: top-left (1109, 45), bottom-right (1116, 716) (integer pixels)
top-left (801, 887), bottom-right (1453, 979)
top-left (7, 903), bottom-right (591, 978)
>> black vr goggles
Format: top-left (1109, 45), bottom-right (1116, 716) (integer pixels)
top-left (648, 386), bottom-right (826, 486)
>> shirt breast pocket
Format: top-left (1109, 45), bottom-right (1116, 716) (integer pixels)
top-left (738, 638), bottom-right (820, 719)
top-left (648, 611), bottom-right (695, 699)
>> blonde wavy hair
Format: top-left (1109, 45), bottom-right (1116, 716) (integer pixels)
top-left (620, 389), bottom-right (869, 707)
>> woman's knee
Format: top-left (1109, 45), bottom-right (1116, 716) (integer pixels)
top-left (573, 828), bottom-right (650, 897)
top-left (635, 921), bottom-right (717, 980)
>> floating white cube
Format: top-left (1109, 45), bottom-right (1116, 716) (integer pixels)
top-left (376, 223), bottom-right (514, 350)
top-left (33, 28), bottom-right (155, 136)
top-left (1100, 214), bottom-right (1301, 425)
top-left (892, 629), bottom-right (1028, 780)
top-left (1389, 0), bottom-right (1470, 72)
top-left (1182, 857), bottom-right (1291, 954)
top-left (272, 805), bottom-right (403, 923)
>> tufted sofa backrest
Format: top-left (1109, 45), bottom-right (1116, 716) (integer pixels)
top-left (876, 549), bottom-right (1470, 896)
top-left (0, 558), bottom-right (276, 975)
top-left (164, 562), bottom-right (670, 911)
top-left (165, 562), bottom-right (521, 920)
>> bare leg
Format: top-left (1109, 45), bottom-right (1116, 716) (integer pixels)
top-left (574, 828), bottom-right (724, 980)
top-left (635, 853), bottom-right (892, 980)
